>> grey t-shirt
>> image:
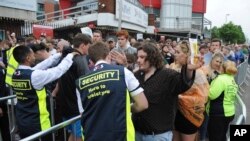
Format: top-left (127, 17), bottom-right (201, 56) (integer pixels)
top-left (112, 45), bottom-right (137, 55)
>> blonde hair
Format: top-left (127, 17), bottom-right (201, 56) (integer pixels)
top-left (223, 60), bottom-right (237, 75)
top-left (178, 41), bottom-right (190, 55)
top-left (211, 52), bottom-right (224, 61)
top-left (210, 52), bottom-right (224, 67)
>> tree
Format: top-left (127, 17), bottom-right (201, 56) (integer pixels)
top-left (236, 26), bottom-right (246, 44)
top-left (211, 26), bottom-right (220, 39)
top-left (209, 22), bottom-right (246, 44)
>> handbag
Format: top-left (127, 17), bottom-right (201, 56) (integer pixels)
top-left (178, 70), bottom-right (209, 127)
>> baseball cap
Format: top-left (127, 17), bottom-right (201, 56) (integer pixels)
top-left (80, 27), bottom-right (93, 38)
top-left (107, 37), bottom-right (115, 42)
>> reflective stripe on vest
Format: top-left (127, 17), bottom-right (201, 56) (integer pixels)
top-left (37, 88), bottom-right (51, 130)
top-left (126, 90), bottom-right (135, 141)
top-left (5, 47), bottom-right (19, 86)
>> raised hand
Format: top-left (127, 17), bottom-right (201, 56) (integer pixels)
top-left (187, 55), bottom-right (204, 71)
top-left (110, 50), bottom-right (128, 66)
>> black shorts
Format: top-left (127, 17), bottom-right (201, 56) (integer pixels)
top-left (174, 110), bottom-right (198, 134)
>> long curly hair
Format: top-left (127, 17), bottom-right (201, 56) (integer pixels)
top-left (137, 42), bottom-right (164, 69)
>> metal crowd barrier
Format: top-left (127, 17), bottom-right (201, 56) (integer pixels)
top-left (20, 115), bottom-right (81, 141)
top-left (234, 59), bottom-right (249, 123)
top-left (235, 60), bottom-right (249, 85)
top-left (230, 93), bottom-right (247, 125)
top-left (0, 94), bottom-right (16, 141)
top-left (0, 95), bottom-right (16, 101)
top-left (1, 87), bottom-right (57, 141)
top-left (227, 59), bottom-right (249, 140)
top-left (47, 91), bottom-right (56, 141)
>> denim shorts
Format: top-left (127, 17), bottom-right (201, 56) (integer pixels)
top-left (63, 118), bottom-right (82, 138)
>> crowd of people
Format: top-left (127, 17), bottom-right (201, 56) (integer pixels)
top-left (0, 29), bottom-right (249, 141)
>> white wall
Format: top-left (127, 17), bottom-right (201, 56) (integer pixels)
top-left (160, 0), bottom-right (192, 30)
top-left (0, 6), bottom-right (36, 21)
top-left (0, 0), bottom-right (37, 11)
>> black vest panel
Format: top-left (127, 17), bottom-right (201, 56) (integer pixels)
top-left (12, 69), bottom-right (50, 135)
top-left (76, 63), bottom-right (135, 141)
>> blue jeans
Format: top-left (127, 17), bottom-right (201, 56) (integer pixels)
top-left (135, 131), bottom-right (173, 141)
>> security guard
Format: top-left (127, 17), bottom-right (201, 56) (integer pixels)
top-left (12, 45), bottom-right (77, 139)
top-left (5, 36), bottom-right (28, 86)
top-left (5, 45), bottom-right (18, 86)
top-left (76, 42), bottom-right (148, 141)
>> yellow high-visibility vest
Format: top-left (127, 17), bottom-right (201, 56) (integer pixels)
top-left (5, 46), bottom-right (19, 86)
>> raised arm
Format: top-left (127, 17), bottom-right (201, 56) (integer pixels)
top-left (32, 53), bottom-right (62, 70)
top-left (31, 53), bottom-right (77, 90)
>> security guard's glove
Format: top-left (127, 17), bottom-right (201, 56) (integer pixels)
top-left (62, 46), bottom-right (74, 58)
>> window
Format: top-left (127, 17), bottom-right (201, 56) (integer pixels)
top-left (37, 3), bottom-right (45, 20)
top-left (37, 3), bottom-right (44, 12)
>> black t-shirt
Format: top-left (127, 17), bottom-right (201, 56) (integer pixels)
top-left (58, 51), bottom-right (89, 118)
top-left (132, 67), bottom-right (194, 133)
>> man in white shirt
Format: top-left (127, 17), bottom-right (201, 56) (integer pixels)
top-left (11, 45), bottom-right (77, 140)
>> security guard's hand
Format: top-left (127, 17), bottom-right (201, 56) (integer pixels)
top-left (62, 46), bottom-right (74, 57)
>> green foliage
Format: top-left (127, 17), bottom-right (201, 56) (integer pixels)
top-left (210, 22), bottom-right (246, 44)
top-left (236, 26), bottom-right (246, 44)
top-left (211, 26), bottom-right (220, 39)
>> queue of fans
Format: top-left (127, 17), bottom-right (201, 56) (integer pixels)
top-left (0, 29), bottom-right (249, 141)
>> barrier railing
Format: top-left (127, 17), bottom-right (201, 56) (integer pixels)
top-left (20, 115), bottom-right (81, 141)
top-left (226, 92), bottom-right (247, 141)
top-left (36, 1), bottom-right (98, 23)
top-left (231, 93), bottom-right (247, 124)
top-left (47, 90), bottom-right (56, 141)
top-left (0, 94), bottom-right (16, 141)
top-left (0, 95), bottom-right (16, 102)
top-left (1, 88), bottom-right (56, 141)
top-left (236, 94), bottom-right (247, 123)
top-left (235, 60), bottom-right (249, 85)
top-left (227, 59), bottom-right (249, 140)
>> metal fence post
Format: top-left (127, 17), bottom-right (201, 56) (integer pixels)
top-left (48, 91), bottom-right (56, 141)
top-left (9, 88), bottom-right (16, 141)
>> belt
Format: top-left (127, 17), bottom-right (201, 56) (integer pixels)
top-left (138, 129), bottom-right (168, 135)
